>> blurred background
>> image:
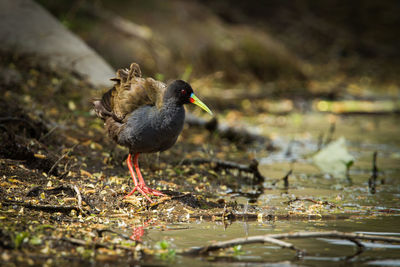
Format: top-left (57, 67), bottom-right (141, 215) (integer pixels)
top-left (34, 0), bottom-right (400, 100)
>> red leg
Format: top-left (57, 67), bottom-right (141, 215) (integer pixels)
top-left (127, 154), bottom-right (138, 186)
top-left (133, 153), bottom-right (164, 196)
top-left (133, 153), bottom-right (145, 186)
top-left (124, 154), bottom-right (152, 202)
top-left (124, 153), bottom-right (163, 202)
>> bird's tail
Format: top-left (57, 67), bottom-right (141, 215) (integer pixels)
top-left (92, 87), bottom-right (115, 120)
top-left (110, 62), bottom-right (142, 85)
top-left (93, 63), bottom-right (142, 121)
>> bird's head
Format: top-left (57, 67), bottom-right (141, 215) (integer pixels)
top-left (166, 80), bottom-right (213, 115)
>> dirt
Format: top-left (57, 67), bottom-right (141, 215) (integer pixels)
top-left (0, 52), bottom-right (268, 264)
top-left (1, 52), bottom-right (399, 266)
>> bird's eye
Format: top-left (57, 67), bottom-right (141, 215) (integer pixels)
top-left (180, 89), bottom-right (186, 95)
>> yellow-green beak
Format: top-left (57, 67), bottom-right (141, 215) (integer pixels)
top-left (189, 93), bottom-right (213, 115)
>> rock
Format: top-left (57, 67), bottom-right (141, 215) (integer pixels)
top-left (0, 0), bottom-right (114, 87)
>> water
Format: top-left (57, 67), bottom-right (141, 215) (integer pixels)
top-left (141, 217), bottom-right (400, 266)
top-left (140, 113), bottom-right (400, 266)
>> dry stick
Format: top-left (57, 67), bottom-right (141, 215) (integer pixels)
top-left (38, 125), bottom-right (58, 142)
top-left (49, 236), bottom-right (136, 251)
top-left (1, 200), bottom-right (78, 213)
top-left (72, 185), bottom-right (84, 214)
top-left (369, 152), bottom-right (378, 193)
top-left (285, 140), bottom-right (294, 157)
top-left (271, 169), bottom-right (292, 187)
top-left (48, 144), bottom-right (78, 175)
top-left (345, 238), bottom-right (365, 260)
top-left (285, 197), bottom-right (336, 208)
top-left (26, 185), bottom-right (74, 197)
top-left (324, 122), bottom-right (336, 145)
top-left (25, 184), bottom-right (96, 213)
top-left (182, 231), bottom-right (400, 256)
top-left (96, 229), bottom-right (132, 240)
top-left (283, 169), bottom-right (291, 189)
top-left (180, 158), bottom-right (265, 183)
top-left (185, 113), bottom-right (266, 144)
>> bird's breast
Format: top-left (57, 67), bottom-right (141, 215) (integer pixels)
top-left (120, 105), bottom-right (185, 153)
top-left (155, 106), bottom-right (185, 151)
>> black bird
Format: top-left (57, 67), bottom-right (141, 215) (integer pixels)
top-left (93, 63), bottom-right (212, 202)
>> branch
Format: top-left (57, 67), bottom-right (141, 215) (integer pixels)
top-left (95, 229), bottom-right (132, 240)
top-left (369, 151), bottom-right (379, 194)
top-left (1, 200), bottom-right (78, 213)
top-left (73, 185), bottom-right (84, 214)
top-left (185, 113), bottom-right (267, 144)
top-left (49, 236), bottom-right (136, 251)
top-left (284, 197), bottom-right (337, 208)
top-left (271, 169), bottom-right (292, 187)
top-left (180, 157), bottom-right (265, 183)
top-left (182, 231), bottom-right (400, 255)
top-left (48, 144), bottom-right (78, 175)
top-left (26, 184), bottom-right (96, 213)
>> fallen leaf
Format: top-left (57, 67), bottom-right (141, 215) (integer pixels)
top-left (313, 137), bottom-right (355, 178)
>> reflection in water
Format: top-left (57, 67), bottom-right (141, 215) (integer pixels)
top-left (130, 218), bottom-right (155, 242)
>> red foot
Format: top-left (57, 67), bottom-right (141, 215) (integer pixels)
top-left (124, 184), bottom-right (164, 203)
top-left (124, 153), bottom-right (165, 203)
top-left (140, 184), bottom-right (164, 196)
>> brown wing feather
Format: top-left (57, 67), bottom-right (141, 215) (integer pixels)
top-left (92, 63), bottom-right (166, 142)
top-left (111, 63), bottom-right (166, 120)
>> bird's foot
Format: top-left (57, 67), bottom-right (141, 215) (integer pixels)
top-left (139, 184), bottom-right (164, 196)
top-left (124, 184), bottom-right (164, 203)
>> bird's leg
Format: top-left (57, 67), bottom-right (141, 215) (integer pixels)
top-left (127, 154), bottom-right (138, 186)
top-left (124, 154), bottom-right (152, 202)
top-left (133, 153), bottom-right (164, 196)
top-left (124, 154), bottom-right (138, 197)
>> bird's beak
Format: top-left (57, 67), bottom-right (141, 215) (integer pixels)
top-left (189, 93), bottom-right (213, 115)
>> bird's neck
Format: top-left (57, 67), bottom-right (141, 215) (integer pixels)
top-left (158, 98), bottom-right (185, 124)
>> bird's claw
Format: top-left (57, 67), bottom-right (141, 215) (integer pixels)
top-left (140, 185), bottom-right (164, 196)
top-left (124, 184), bottom-right (164, 203)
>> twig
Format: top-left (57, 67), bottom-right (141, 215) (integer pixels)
top-left (73, 185), bottom-right (84, 214)
top-left (283, 169), bottom-right (291, 189)
top-left (49, 236), bottom-right (136, 251)
top-left (95, 229), bottom-right (132, 240)
top-left (180, 158), bottom-right (265, 183)
top-left (284, 197), bottom-right (336, 208)
top-left (38, 125), bottom-right (58, 142)
top-left (1, 200), bottom-right (78, 213)
top-left (26, 185), bottom-right (96, 213)
top-left (182, 235), bottom-right (301, 256)
top-left (324, 122), bottom-right (336, 145)
top-left (27, 185), bottom-right (75, 197)
top-left (185, 113), bottom-right (266, 144)
top-left (271, 169), bottom-right (292, 187)
top-left (285, 140), bottom-right (294, 157)
top-left (369, 151), bottom-right (378, 194)
top-left (48, 144), bottom-right (78, 175)
top-left (182, 231), bottom-right (400, 256)
top-left (344, 238), bottom-right (365, 260)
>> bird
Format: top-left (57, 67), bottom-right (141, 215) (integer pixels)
top-left (93, 63), bottom-right (212, 203)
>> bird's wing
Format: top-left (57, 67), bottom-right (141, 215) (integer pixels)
top-left (110, 63), bottom-right (166, 121)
